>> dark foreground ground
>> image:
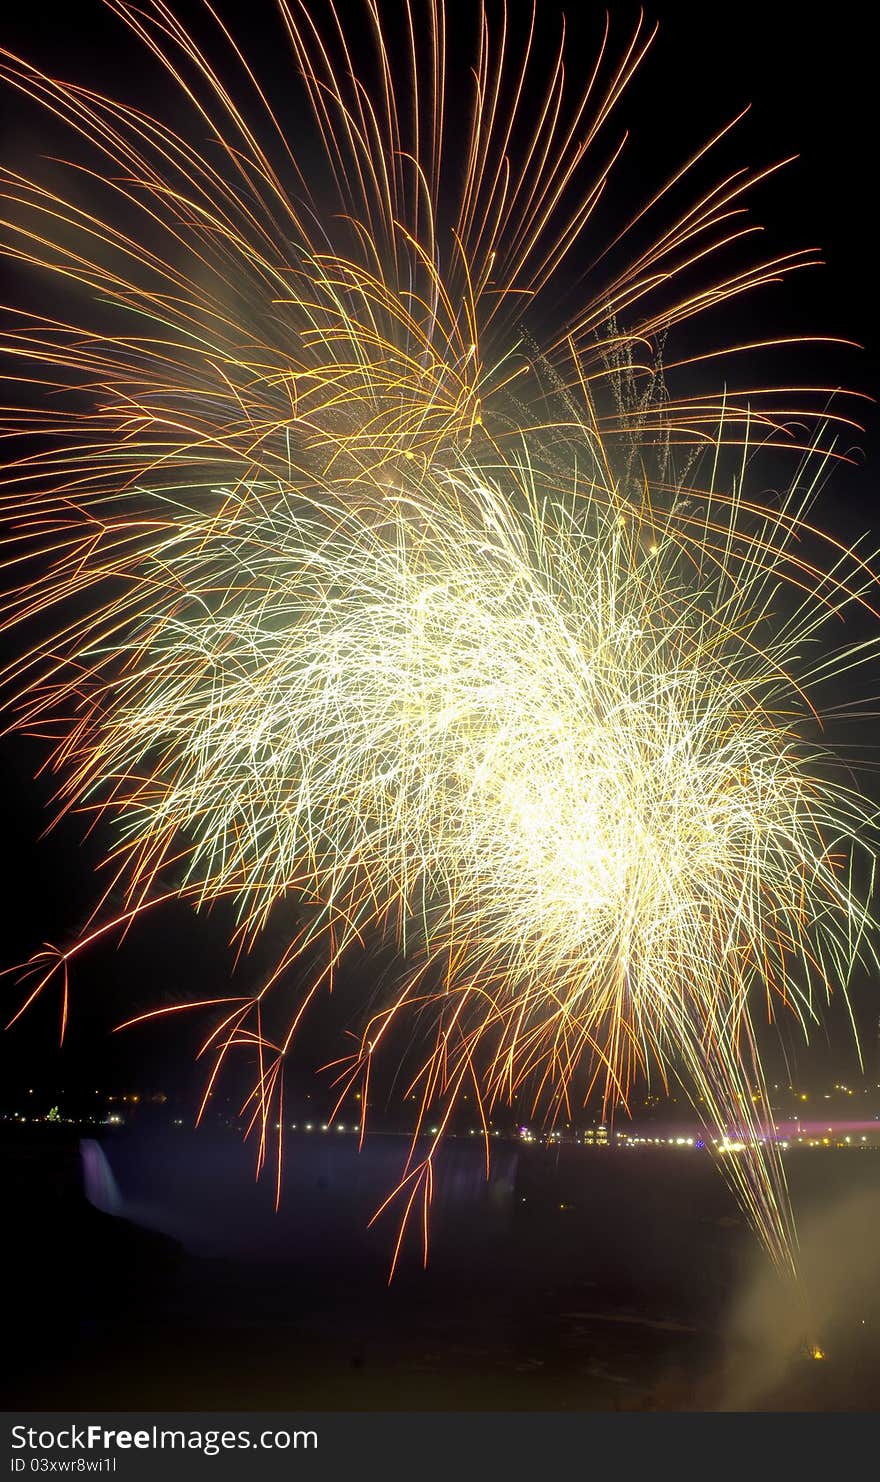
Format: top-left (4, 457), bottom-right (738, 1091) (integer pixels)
top-left (3, 1127), bottom-right (879, 1411)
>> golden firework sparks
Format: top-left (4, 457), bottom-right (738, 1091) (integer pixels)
top-left (0, 1), bottom-right (876, 1279)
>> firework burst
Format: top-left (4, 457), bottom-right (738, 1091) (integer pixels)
top-left (0, 0), bottom-right (876, 1279)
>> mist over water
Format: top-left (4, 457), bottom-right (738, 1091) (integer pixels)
top-left (720, 1182), bottom-right (880, 1409)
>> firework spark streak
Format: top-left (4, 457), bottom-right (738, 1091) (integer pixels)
top-left (0, 0), bottom-right (877, 1279)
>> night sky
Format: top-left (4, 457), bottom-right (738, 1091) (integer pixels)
top-left (1, 1), bottom-right (878, 1114)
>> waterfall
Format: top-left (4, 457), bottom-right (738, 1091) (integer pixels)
top-left (80, 1139), bottom-right (123, 1216)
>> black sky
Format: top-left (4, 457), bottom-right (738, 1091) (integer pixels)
top-left (0, 1), bottom-right (878, 1108)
